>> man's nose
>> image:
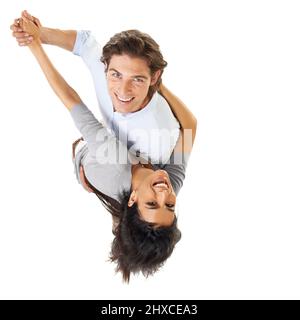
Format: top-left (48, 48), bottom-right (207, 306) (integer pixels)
top-left (119, 80), bottom-right (132, 95)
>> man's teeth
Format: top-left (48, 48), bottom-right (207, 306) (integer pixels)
top-left (117, 95), bottom-right (133, 102)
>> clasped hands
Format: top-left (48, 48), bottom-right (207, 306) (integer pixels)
top-left (10, 10), bottom-right (41, 46)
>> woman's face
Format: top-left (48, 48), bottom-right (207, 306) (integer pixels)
top-left (128, 168), bottom-right (176, 227)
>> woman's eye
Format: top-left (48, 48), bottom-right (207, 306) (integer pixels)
top-left (147, 202), bottom-right (156, 206)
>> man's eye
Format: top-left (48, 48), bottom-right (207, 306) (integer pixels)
top-left (134, 77), bottom-right (144, 83)
top-left (112, 72), bottom-right (121, 78)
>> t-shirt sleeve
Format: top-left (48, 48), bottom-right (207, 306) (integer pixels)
top-left (161, 151), bottom-right (191, 195)
top-left (72, 30), bottom-right (113, 129)
top-left (72, 30), bottom-right (103, 70)
top-left (69, 103), bottom-right (107, 157)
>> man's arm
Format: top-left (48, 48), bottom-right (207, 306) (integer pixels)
top-left (11, 10), bottom-right (76, 51)
top-left (39, 27), bottom-right (76, 51)
top-left (11, 12), bottom-right (101, 73)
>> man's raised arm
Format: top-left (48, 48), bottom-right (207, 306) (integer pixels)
top-left (10, 10), bottom-right (76, 52)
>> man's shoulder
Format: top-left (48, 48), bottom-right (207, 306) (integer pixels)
top-left (73, 30), bottom-right (102, 57)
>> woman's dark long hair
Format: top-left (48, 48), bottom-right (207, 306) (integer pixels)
top-left (85, 178), bottom-right (181, 283)
top-left (84, 175), bottom-right (121, 219)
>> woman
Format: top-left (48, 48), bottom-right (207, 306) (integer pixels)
top-left (17, 13), bottom-right (197, 282)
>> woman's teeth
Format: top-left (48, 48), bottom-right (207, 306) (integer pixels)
top-left (154, 183), bottom-right (167, 187)
top-left (153, 180), bottom-right (168, 187)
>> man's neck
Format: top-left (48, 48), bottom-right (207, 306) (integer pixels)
top-left (138, 96), bottom-right (150, 111)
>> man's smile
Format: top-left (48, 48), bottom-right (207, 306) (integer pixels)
top-left (115, 93), bottom-right (135, 103)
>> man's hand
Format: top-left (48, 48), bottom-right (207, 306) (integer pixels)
top-left (10, 10), bottom-right (42, 46)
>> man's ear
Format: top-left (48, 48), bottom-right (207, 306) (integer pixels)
top-left (128, 190), bottom-right (137, 207)
top-left (150, 70), bottom-right (162, 86)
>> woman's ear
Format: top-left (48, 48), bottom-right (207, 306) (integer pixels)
top-left (128, 190), bottom-right (137, 207)
top-left (150, 70), bottom-right (162, 86)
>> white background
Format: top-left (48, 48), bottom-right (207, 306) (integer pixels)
top-left (0, 0), bottom-right (300, 299)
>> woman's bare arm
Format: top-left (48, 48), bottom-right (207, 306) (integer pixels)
top-left (19, 14), bottom-right (81, 110)
top-left (159, 84), bottom-right (197, 151)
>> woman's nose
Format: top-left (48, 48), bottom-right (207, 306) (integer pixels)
top-left (155, 189), bottom-right (171, 203)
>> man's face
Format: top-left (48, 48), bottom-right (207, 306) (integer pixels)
top-left (106, 54), bottom-right (160, 113)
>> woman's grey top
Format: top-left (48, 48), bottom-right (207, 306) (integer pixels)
top-left (70, 103), bottom-right (189, 203)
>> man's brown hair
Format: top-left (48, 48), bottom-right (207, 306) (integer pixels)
top-left (100, 29), bottom-right (167, 99)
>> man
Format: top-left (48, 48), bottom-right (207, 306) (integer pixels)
top-left (11, 10), bottom-right (180, 164)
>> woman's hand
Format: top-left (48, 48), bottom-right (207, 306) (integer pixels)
top-left (158, 82), bottom-right (165, 95)
top-left (19, 11), bottom-right (41, 44)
